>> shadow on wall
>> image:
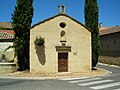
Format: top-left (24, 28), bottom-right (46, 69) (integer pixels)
top-left (35, 45), bottom-right (46, 65)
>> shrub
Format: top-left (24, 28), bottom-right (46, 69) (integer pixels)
top-left (34, 36), bottom-right (45, 46)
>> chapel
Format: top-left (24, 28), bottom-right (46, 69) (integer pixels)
top-left (30, 5), bottom-right (92, 74)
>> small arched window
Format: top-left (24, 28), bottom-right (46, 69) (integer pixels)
top-left (59, 22), bottom-right (66, 28)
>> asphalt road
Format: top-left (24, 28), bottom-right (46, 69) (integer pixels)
top-left (0, 64), bottom-right (120, 90)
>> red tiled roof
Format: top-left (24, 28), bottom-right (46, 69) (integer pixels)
top-left (0, 30), bottom-right (15, 34)
top-left (99, 26), bottom-right (120, 35)
top-left (0, 30), bottom-right (15, 39)
top-left (99, 27), bottom-right (113, 31)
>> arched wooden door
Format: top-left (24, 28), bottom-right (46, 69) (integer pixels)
top-left (58, 53), bottom-right (68, 72)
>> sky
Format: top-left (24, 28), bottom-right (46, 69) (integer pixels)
top-left (0, 0), bottom-right (120, 27)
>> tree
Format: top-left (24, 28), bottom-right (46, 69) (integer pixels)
top-left (11, 0), bottom-right (34, 70)
top-left (84, 0), bottom-right (100, 67)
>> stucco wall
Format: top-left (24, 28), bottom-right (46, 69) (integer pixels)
top-left (100, 33), bottom-right (120, 56)
top-left (0, 42), bottom-right (14, 61)
top-left (30, 15), bottom-right (92, 74)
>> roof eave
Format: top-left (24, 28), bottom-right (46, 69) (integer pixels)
top-left (30, 14), bottom-right (91, 32)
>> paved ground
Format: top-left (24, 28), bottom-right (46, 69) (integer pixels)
top-left (0, 66), bottom-right (108, 80)
top-left (0, 63), bottom-right (120, 90)
top-left (58, 64), bottom-right (120, 90)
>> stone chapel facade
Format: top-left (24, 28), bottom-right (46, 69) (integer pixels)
top-left (30, 5), bottom-right (92, 74)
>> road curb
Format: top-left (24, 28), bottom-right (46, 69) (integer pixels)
top-left (98, 63), bottom-right (120, 68)
top-left (94, 68), bottom-right (111, 78)
top-left (0, 66), bottom-right (110, 80)
top-left (0, 75), bottom-right (59, 80)
top-left (0, 71), bottom-right (109, 80)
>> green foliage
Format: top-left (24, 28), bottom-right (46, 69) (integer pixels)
top-left (0, 27), bottom-right (12, 30)
top-left (34, 36), bottom-right (45, 46)
top-left (0, 39), bottom-right (14, 42)
top-left (84, 0), bottom-right (100, 67)
top-left (4, 45), bottom-right (15, 53)
top-left (11, 0), bottom-right (34, 70)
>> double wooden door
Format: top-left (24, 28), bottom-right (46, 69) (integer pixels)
top-left (58, 53), bottom-right (68, 72)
